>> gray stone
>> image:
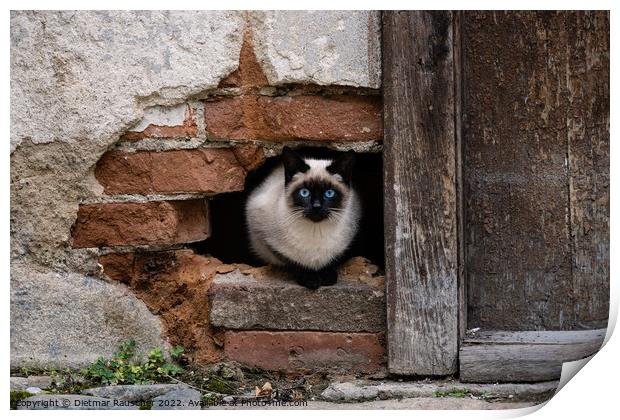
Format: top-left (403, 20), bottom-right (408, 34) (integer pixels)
top-left (209, 398), bottom-right (539, 410)
top-left (10, 376), bottom-right (52, 391)
top-left (25, 387), bottom-right (43, 394)
top-left (10, 377), bottom-right (29, 390)
top-left (27, 376), bottom-right (53, 389)
top-left (82, 384), bottom-right (187, 401)
top-left (321, 380), bottom-right (559, 403)
top-left (11, 376), bottom-right (52, 394)
top-left (209, 270), bottom-right (385, 332)
top-left (10, 263), bottom-right (167, 368)
top-left (152, 388), bottom-right (202, 410)
top-left (17, 394), bottom-right (139, 410)
top-left (250, 11), bottom-right (381, 88)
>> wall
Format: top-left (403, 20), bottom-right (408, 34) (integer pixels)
top-left (10, 10), bottom-right (382, 368)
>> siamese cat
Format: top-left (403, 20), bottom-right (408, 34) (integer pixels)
top-left (246, 147), bottom-right (361, 289)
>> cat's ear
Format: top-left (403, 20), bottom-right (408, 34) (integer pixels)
top-left (282, 146), bottom-right (310, 184)
top-left (327, 151), bottom-right (355, 185)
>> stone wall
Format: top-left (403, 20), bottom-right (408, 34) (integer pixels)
top-left (10, 10), bottom-right (382, 369)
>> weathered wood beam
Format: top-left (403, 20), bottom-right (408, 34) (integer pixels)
top-left (459, 329), bottom-right (606, 382)
top-left (383, 10), bottom-right (458, 375)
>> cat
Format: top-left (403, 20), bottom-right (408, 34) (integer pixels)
top-left (245, 146), bottom-right (361, 289)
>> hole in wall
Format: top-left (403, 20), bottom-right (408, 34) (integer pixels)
top-left (191, 147), bottom-right (385, 270)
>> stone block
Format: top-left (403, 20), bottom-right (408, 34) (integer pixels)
top-left (209, 270), bottom-right (385, 332)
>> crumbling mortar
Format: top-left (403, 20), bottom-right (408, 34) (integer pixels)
top-left (96, 243), bottom-right (188, 256)
top-left (81, 193), bottom-right (214, 205)
top-left (114, 138), bottom-right (382, 154)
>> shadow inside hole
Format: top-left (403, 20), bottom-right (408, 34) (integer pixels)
top-left (191, 147), bottom-right (384, 270)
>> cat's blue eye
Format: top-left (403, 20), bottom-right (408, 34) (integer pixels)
top-left (299, 188), bottom-right (311, 198)
top-left (324, 189), bottom-right (336, 199)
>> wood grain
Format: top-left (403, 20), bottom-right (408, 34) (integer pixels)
top-left (464, 328), bottom-right (606, 344)
top-left (383, 11), bottom-right (458, 375)
top-left (462, 11), bottom-right (609, 330)
top-left (460, 329), bottom-right (605, 382)
top-left (453, 11), bottom-right (467, 344)
top-left (564, 12), bottom-right (610, 329)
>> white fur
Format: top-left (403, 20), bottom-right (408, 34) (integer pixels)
top-left (246, 159), bottom-right (360, 270)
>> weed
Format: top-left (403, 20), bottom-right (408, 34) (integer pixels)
top-left (81, 340), bottom-right (185, 386)
top-left (10, 390), bottom-right (33, 410)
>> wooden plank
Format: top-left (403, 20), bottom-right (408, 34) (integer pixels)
top-left (464, 328), bottom-right (606, 344)
top-left (383, 11), bottom-right (458, 375)
top-left (462, 11), bottom-right (609, 330)
top-left (461, 343), bottom-right (597, 383)
top-left (565, 11), bottom-right (610, 329)
top-left (460, 329), bottom-right (605, 382)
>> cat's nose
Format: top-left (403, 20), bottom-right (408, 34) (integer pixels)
top-left (312, 200), bottom-right (321, 208)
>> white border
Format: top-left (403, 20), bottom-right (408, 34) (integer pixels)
top-left (4, 2), bottom-right (617, 419)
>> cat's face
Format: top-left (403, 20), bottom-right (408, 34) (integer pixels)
top-left (281, 147), bottom-right (355, 223)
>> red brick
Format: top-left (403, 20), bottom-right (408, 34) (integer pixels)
top-left (231, 144), bottom-right (266, 171)
top-left (95, 148), bottom-right (247, 195)
top-left (121, 105), bottom-right (197, 141)
top-left (204, 95), bottom-right (382, 142)
top-left (224, 331), bottom-right (385, 374)
top-left (72, 200), bottom-right (209, 248)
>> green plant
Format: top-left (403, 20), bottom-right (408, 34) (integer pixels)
top-left (10, 390), bottom-right (33, 410)
top-left (170, 345), bottom-right (185, 360)
top-left (48, 368), bottom-right (86, 394)
top-left (81, 340), bottom-right (185, 386)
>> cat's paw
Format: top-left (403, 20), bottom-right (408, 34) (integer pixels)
top-left (295, 268), bottom-right (337, 289)
top-left (320, 269), bottom-right (338, 286)
top-left (297, 277), bottom-right (322, 290)
top-left (296, 272), bottom-right (322, 290)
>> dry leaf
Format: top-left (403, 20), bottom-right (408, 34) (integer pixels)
top-left (338, 256), bottom-right (380, 282)
top-left (255, 382), bottom-right (273, 397)
top-left (292, 389), bottom-right (304, 401)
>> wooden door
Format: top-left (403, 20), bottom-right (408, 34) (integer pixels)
top-left (383, 11), bottom-right (609, 380)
